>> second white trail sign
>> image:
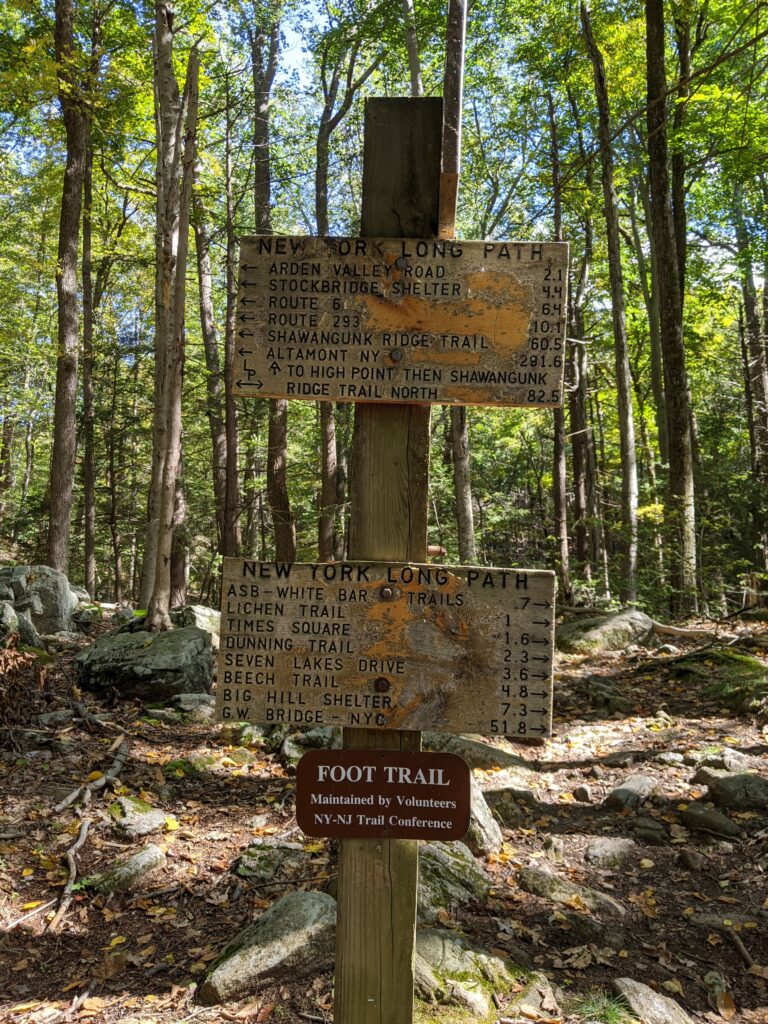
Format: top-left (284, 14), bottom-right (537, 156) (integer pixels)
top-left (217, 559), bottom-right (555, 737)
top-left (235, 235), bottom-right (568, 407)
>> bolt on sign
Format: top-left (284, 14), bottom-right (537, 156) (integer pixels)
top-left (217, 558), bottom-right (555, 737)
top-left (296, 750), bottom-right (471, 840)
top-left (235, 235), bottom-right (568, 407)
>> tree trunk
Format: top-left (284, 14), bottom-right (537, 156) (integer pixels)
top-left (193, 180), bottom-right (228, 547)
top-left (146, 47), bottom-right (199, 630)
top-left (632, 178), bottom-right (668, 464)
top-left (581, 4), bottom-right (638, 604)
top-left (82, 140), bottom-right (96, 597)
top-left (268, 398), bottom-right (297, 560)
top-left (0, 414), bottom-right (14, 532)
top-left (319, 402), bottom-right (337, 560)
top-left (48, 0), bottom-right (87, 574)
top-left (140, 0), bottom-right (185, 608)
top-left (223, 70), bottom-right (242, 558)
top-left (107, 346), bottom-right (123, 604)
top-left (546, 91), bottom-right (571, 602)
top-left (646, 0), bottom-right (698, 614)
top-left (450, 407), bottom-right (476, 562)
top-left (401, 0), bottom-right (423, 97)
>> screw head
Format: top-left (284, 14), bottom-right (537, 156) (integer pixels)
top-left (389, 349), bottom-right (404, 363)
top-left (373, 677), bottom-right (390, 693)
top-left (379, 585), bottom-right (395, 600)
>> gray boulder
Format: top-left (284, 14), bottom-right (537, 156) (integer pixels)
top-left (415, 928), bottom-right (518, 1017)
top-left (613, 978), bottom-right (693, 1024)
top-left (0, 601), bottom-right (19, 647)
top-left (506, 972), bottom-right (562, 1019)
top-left (464, 775), bottom-right (503, 856)
top-left (16, 610), bottom-right (43, 647)
top-left (584, 837), bottom-right (637, 868)
top-left (425, 732), bottom-right (531, 770)
top-left (699, 748), bottom-right (754, 773)
top-left (681, 802), bottom-right (741, 838)
top-left (76, 626), bottom-right (213, 701)
top-left (92, 844), bottom-right (166, 894)
top-left (706, 773), bottom-right (768, 811)
top-left (557, 609), bottom-right (653, 654)
top-left (109, 797), bottom-right (167, 839)
top-left (515, 867), bottom-right (625, 917)
top-left (418, 842), bottom-right (491, 924)
top-left (170, 604), bottom-right (221, 650)
top-left (12, 565), bottom-right (77, 634)
top-left (236, 838), bottom-right (306, 882)
top-left (70, 585), bottom-right (92, 603)
top-left (198, 891), bottom-right (336, 1005)
top-left (633, 815), bottom-right (670, 846)
top-left (604, 775), bottom-right (661, 811)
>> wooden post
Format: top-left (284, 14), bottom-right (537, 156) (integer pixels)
top-left (335, 96), bottom-right (442, 1024)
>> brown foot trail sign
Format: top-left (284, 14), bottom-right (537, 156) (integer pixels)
top-left (216, 559), bottom-right (555, 737)
top-left (235, 235), bottom-right (568, 407)
top-left (296, 750), bottom-right (471, 840)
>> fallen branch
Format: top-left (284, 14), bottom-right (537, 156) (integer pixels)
top-left (46, 817), bottom-right (91, 932)
top-left (2, 897), bottom-right (58, 932)
top-left (53, 736), bottom-right (131, 814)
top-left (649, 619), bottom-right (737, 641)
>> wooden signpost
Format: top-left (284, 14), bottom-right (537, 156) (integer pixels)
top-left (235, 235), bottom-right (567, 407)
top-left (217, 26), bottom-right (567, 1017)
top-left (217, 558), bottom-right (554, 736)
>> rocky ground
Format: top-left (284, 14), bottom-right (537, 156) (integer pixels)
top-left (0, 602), bottom-right (767, 1024)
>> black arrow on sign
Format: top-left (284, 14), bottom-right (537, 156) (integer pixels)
top-left (530, 672), bottom-right (548, 680)
top-left (528, 708), bottom-right (547, 715)
top-left (532, 618), bottom-right (551, 627)
top-left (240, 264), bottom-right (259, 271)
top-left (532, 638), bottom-right (548, 646)
top-left (530, 690), bottom-right (548, 698)
top-left (236, 379), bottom-right (263, 390)
top-left (532, 654), bottom-right (549, 662)
top-left (533, 601), bottom-right (551, 609)
top-left (239, 279), bottom-right (257, 287)
top-left (239, 313), bottom-right (256, 323)
top-left (240, 297), bottom-right (257, 305)
top-left (238, 347), bottom-right (253, 358)
top-left (238, 330), bottom-right (254, 339)
top-left (529, 725), bottom-right (547, 735)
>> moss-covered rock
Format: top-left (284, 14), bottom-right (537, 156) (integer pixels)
top-left (415, 928), bottom-right (522, 1019)
top-left (198, 891), bottom-right (335, 1005)
top-left (418, 842), bottom-right (491, 924)
top-left (109, 796), bottom-right (167, 838)
top-left (666, 649), bottom-right (767, 713)
top-left (556, 610), bottom-right (653, 654)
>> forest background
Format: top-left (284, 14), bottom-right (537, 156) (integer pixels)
top-left (0, 0), bottom-right (766, 623)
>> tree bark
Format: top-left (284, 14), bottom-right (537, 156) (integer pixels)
top-left (146, 47), bottom-right (199, 629)
top-left (47, 0), bottom-right (87, 574)
top-left (581, 4), bottom-right (638, 603)
top-left (82, 140), bottom-right (96, 597)
top-left (450, 407), bottom-right (476, 562)
top-left (319, 402), bottom-right (337, 560)
top-left (193, 180), bottom-right (228, 548)
top-left (267, 398), bottom-right (296, 560)
top-left (646, 0), bottom-right (698, 614)
top-left (140, 0), bottom-right (185, 608)
top-left (223, 68), bottom-right (242, 557)
top-left (402, 0), bottom-right (423, 97)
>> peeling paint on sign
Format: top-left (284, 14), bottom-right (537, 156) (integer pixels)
top-left (235, 236), bottom-right (568, 407)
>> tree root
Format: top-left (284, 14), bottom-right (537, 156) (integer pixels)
top-left (46, 817), bottom-right (90, 933)
top-left (53, 735), bottom-right (131, 814)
